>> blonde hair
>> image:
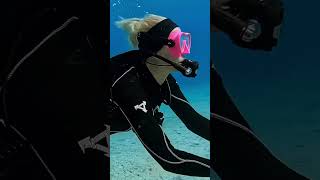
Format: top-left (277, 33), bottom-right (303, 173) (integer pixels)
top-left (115, 14), bottom-right (166, 48)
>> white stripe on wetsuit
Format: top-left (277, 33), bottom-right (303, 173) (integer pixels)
top-left (165, 78), bottom-right (191, 106)
top-left (5, 17), bottom-right (80, 82)
top-left (159, 125), bottom-right (210, 168)
top-left (112, 101), bottom-right (210, 168)
top-left (211, 112), bottom-right (267, 147)
top-left (110, 67), bottom-right (135, 133)
top-left (112, 67), bottom-right (135, 87)
top-left (165, 79), bottom-right (172, 104)
top-left (171, 95), bottom-right (190, 105)
top-left (110, 128), bottom-right (132, 133)
top-left (164, 79), bottom-right (209, 167)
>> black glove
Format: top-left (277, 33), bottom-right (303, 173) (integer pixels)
top-left (212, 0), bottom-right (284, 51)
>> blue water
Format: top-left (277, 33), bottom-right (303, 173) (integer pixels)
top-left (213, 1), bottom-right (320, 179)
top-left (110, 0), bottom-right (210, 179)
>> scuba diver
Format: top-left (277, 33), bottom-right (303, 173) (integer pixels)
top-left (211, 0), bottom-right (310, 179)
top-left (109, 14), bottom-right (210, 177)
top-left (1, 6), bottom-right (109, 180)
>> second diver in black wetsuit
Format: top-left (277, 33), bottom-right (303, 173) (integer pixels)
top-left (211, 0), bottom-right (310, 179)
top-left (108, 14), bottom-right (210, 177)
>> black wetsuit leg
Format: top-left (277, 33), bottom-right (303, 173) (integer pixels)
top-left (211, 68), bottom-right (309, 179)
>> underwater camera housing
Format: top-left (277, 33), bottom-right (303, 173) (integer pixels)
top-left (212, 0), bottom-right (284, 51)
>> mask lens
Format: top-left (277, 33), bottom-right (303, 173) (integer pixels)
top-left (179, 33), bottom-right (191, 54)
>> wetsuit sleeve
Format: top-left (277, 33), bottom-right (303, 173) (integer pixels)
top-left (112, 70), bottom-right (210, 177)
top-left (211, 67), bottom-right (251, 128)
top-left (211, 67), bottom-right (309, 180)
top-left (166, 75), bottom-right (210, 140)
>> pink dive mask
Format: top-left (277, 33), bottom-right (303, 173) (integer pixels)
top-left (167, 28), bottom-right (191, 59)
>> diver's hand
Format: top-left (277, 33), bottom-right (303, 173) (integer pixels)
top-left (212, 0), bottom-right (284, 51)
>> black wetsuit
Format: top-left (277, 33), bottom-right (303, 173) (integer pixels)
top-left (109, 50), bottom-right (210, 177)
top-left (211, 67), bottom-right (310, 180)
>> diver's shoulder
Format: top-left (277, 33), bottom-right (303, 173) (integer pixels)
top-left (111, 50), bottom-right (146, 63)
top-left (110, 50), bottom-right (143, 74)
top-left (166, 74), bottom-right (177, 84)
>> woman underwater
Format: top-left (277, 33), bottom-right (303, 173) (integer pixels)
top-left (211, 0), bottom-right (310, 179)
top-left (108, 14), bottom-right (211, 177)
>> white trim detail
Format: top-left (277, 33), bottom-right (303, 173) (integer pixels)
top-left (211, 113), bottom-right (267, 147)
top-left (165, 79), bottom-right (172, 104)
top-left (10, 125), bottom-right (57, 180)
top-left (152, 105), bottom-right (160, 116)
top-left (110, 128), bottom-right (132, 133)
top-left (171, 94), bottom-right (190, 106)
top-left (6, 16), bottom-right (80, 82)
top-left (134, 101), bottom-right (148, 113)
top-left (159, 125), bottom-right (210, 168)
top-left (112, 67), bottom-right (135, 87)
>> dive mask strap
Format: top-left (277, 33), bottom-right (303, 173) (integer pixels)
top-left (137, 32), bottom-right (175, 48)
top-left (137, 18), bottom-right (178, 52)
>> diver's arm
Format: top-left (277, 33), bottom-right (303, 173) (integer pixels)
top-left (166, 75), bottom-right (210, 140)
top-left (112, 70), bottom-right (210, 177)
top-left (210, 67), bottom-right (310, 180)
top-left (211, 67), bottom-right (251, 128)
